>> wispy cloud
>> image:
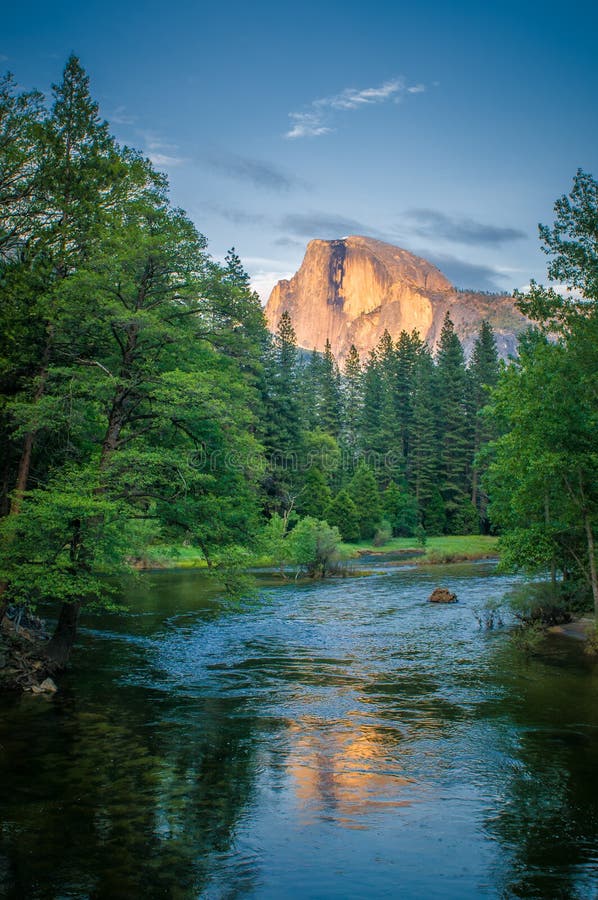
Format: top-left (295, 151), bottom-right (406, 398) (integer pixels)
top-left (424, 251), bottom-right (509, 292)
top-left (286, 112), bottom-right (333, 140)
top-left (403, 209), bottom-right (526, 246)
top-left (201, 202), bottom-right (269, 226)
top-left (273, 236), bottom-right (306, 249)
top-left (142, 134), bottom-right (187, 168)
top-left (203, 150), bottom-right (307, 191)
top-left (110, 105), bottom-right (137, 126)
top-left (281, 211), bottom-right (375, 238)
top-left (285, 77), bottom-right (426, 139)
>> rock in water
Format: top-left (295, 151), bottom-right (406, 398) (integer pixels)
top-left (429, 588), bottom-right (458, 603)
top-left (30, 677), bottom-right (58, 694)
top-left (264, 236), bottom-right (527, 362)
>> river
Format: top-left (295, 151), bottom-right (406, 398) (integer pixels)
top-left (1, 561), bottom-right (598, 898)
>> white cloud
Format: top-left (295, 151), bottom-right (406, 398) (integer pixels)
top-left (286, 112), bottom-right (333, 139)
top-left (143, 134), bottom-right (187, 168)
top-left (285, 76), bottom-right (426, 139)
top-left (319, 78), bottom-right (404, 110)
top-left (148, 152), bottom-right (186, 167)
top-left (250, 268), bottom-right (296, 304)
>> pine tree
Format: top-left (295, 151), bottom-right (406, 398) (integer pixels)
top-left (341, 344), bottom-right (362, 461)
top-left (395, 330), bottom-right (423, 475)
top-left (298, 467), bottom-right (332, 519)
top-left (410, 345), bottom-right (439, 528)
top-left (325, 489), bottom-right (360, 542)
top-left (435, 313), bottom-right (469, 532)
top-left (468, 320), bottom-right (500, 529)
top-left (383, 481), bottom-right (419, 536)
top-left (317, 339), bottom-right (343, 438)
top-left (359, 348), bottom-right (385, 464)
top-left (300, 349), bottom-right (322, 432)
top-left (261, 312), bottom-right (304, 510)
top-left (349, 461), bottom-right (382, 539)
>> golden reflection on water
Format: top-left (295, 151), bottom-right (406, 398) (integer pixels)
top-left (286, 716), bottom-right (414, 829)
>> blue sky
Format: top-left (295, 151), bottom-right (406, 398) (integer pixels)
top-left (4, 0), bottom-right (598, 299)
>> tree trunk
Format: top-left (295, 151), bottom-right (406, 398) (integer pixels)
top-left (11, 431), bottom-right (34, 515)
top-left (44, 601), bottom-right (82, 669)
top-left (583, 512), bottom-right (598, 619)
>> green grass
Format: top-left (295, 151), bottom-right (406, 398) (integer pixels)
top-left (136, 544), bottom-right (208, 569)
top-left (137, 534), bottom-right (499, 571)
top-left (344, 534), bottom-right (500, 564)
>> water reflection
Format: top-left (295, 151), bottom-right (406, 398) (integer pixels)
top-left (483, 642), bottom-right (598, 899)
top-left (287, 718), bottom-right (413, 828)
top-left (1, 564), bottom-right (598, 897)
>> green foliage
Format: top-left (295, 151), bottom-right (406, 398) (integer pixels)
top-left (288, 517), bottom-right (346, 577)
top-left (349, 461), bottom-right (382, 539)
top-left (383, 481), bottom-right (419, 537)
top-left (324, 489), bottom-right (360, 542)
top-left (487, 170), bottom-right (598, 615)
top-left (435, 312), bottom-right (469, 532)
top-left (298, 467), bottom-right (332, 519)
top-left (0, 56), bottom-right (266, 637)
top-left (507, 582), bottom-right (576, 627)
top-left (373, 519), bottom-right (393, 547)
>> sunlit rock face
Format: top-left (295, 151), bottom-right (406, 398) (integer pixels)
top-left (265, 235), bottom-right (527, 361)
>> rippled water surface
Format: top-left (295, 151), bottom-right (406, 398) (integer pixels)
top-left (2, 562), bottom-right (598, 899)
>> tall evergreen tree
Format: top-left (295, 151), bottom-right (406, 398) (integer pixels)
top-left (349, 461), bottom-right (382, 539)
top-left (435, 313), bottom-right (470, 531)
top-left (261, 311), bottom-right (304, 511)
top-left (468, 320), bottom-right (500, 529)
top-left (410, 344), bottom-right (440, 529)
top-left (325, 489), bottom-right (360, 542)
top-left (316, 338), bottom-right (343, 438)
top-left (341, 344), bottom-right (363, 462)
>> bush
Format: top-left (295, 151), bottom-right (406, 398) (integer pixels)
top-left (507, 581), bottom-right (575, 627)
top-left (373, 520), bottom-right (392, 547)
top-left (289, 517), bottom-right (347, 578)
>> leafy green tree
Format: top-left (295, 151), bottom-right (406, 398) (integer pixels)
top-left (324, 489), bottom-right (360, 542)
top-left (349, 461), bottom-right (382, 539)
top-left (304, 429), bottom-right (341, 487)
top-left (383, 481), bottom-right (419, 537)
top-left (289, 517), bottom-right (345, 577)
top-left (298, 467), bottom-right (332, 519)
top-left (488, 170), bottom-right (598, 614)
top-left (0, 61), bottom-right (266, 653)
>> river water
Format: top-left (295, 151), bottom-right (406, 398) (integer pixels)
top-left (1, 561), bottom-right (598, 899)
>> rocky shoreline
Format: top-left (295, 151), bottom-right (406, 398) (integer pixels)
top-left (0, 611), bottom-right (57, 694)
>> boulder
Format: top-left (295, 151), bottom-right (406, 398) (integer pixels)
top-left (429, 587), bottom-right (457, 604)
top-left (30, 677), bottom-right (57, 694)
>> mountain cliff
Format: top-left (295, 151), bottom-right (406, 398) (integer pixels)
top-left (264, 236), bottom-right (527, 360)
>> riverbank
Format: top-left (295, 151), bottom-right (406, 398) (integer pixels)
top-left (136, 534), bottom-right (500, 571)
top-left (0, 615), bottom-right (56, 694)
top-left (345, 534), bottom-right (499, 564)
